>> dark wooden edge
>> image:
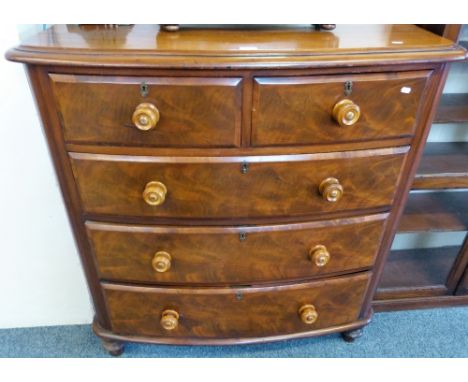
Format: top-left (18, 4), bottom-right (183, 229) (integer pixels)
top-left (447, 235), bottom-right (468, 293)
top-left (373, 294), bottom-right (468, 312)
top-left (26, 66), bottom-right (111, 328)
top-left (6, 45), bottom-right (467, 69)
top-left (360, 64), bottom-right (450, 318)
top-left (66, 137), bottom-right (414, 157)
top-left (92, 313), bottom-right (372, 346)
top-left (375, 285), bottom-right (449, 300)
top-left (456, 267), bottom-right (468, 295)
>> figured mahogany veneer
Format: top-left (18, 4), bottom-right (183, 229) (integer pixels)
top-left (86, 213), bottom-right (387, 285)
top-left (103, 272), bottom-right (371, 340)
top-left (70, 148), bottom-right (408, 221)
top-left (252, 71), bottom-right (430, 146)
top-left (6, 24), bottom-right (466, 354)
top-left (50, 74), bottom-right (243, 148)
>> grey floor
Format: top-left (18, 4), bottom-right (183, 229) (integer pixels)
top-left (1, 307), bottom-right (467, 357)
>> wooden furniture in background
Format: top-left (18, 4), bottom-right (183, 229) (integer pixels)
top-left (374, 25), bottom-right (468, 311)
top-left (6, 24), bottom-right (466, 355)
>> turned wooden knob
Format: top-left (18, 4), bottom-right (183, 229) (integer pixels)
top-left (152, 251), bottom-right (172, 273)
top-left (309, 245), bottom-right (330, 267)
top-left (319, 177), bottom-right (343, 202)
top-left (299, 304), bottom-right (318, 325)
top-left (332, 99), bottom-right (360, 127)
top-left (132, 102), bottom-right (160, 131)
top-left (160, 309), bottom-right (179, 331)
top-left (143, 181), bottom-right (167, 206)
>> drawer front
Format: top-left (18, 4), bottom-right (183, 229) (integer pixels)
top-left (252, 71), bottom-right (431, 146)
top-left (103, 272), bottom-right (370, 339)
top-left (70, 147), bottom-right (407, 220)
top-left (87, 214), bottom-right (386, 285)
top-left (49, 74), bottom-right (243, 148)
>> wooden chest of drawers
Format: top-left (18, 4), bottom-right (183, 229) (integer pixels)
top-left (6, 24), bottom-right (466, 355)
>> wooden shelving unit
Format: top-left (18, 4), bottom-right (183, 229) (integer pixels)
top-left (434, 94), bottom-right (468, 123)
top-left (375, 247), bottom-right (459, 300)
top-left (399, 191), bottom-right (468, 233)
top-left (374, 24), bottom-right (468, 312)
top-left (413, 143), bottom-right (468, 189)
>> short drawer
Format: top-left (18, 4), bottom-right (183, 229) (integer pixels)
top-left (49, 74), bottom-right (242, 148)
top-left (70, 147), bottom-right (407, 221)
top-left (87, 213), bottom-right (387, 285)
top-left (103, 272), bottom-right (370, 340)
top-left (252, 71), bottom-right (431, 146)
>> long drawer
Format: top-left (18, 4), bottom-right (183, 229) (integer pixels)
top-left (252, 71), bottom-right (431, 146)
top-left (49, 74), bottom-right (243, 148)
top-left (70, 147), bottom-right (408, 221)
top-left (87, 214), bottom-right (387, 285)
top-left (103, 272), bottom-right (371, 340)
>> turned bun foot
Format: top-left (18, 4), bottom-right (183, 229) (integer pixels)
top-left (341, 328), bottom-right (364, 343)
top-left (161, 24), bottom-right (180, 32)
top-left (102, 339), bottom-right (125, 356)
top-left (312, 24), bottom-right (336, 31)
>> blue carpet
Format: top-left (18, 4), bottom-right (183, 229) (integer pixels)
top-left (0, 307), bottom-right (467, 357)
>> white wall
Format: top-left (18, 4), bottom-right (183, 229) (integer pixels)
top-left (0, 24), bottom-right (93, 328)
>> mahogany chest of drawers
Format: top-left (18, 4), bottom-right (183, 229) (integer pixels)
top-left (6, 24), bottom-right (466, 355)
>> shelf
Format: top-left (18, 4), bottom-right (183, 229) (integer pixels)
top-left (398, 190), bottom-right (468, 233)
top-left (375, 246), bottom-right (459, 300)
top-left (434, 93), bottom-right (468, 124)
top-left (413, 142), bottom-right (468, 189)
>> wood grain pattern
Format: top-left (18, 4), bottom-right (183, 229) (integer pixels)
top-left (252, 71), bottom-right (431, 146)
top-left (70, 148), bottom-right (408, 221)
top-left (86, 214), bottom-right (388, 285)
top-left (6, 24), bottom-right (466, 69)
top-left (359, 64), bottom-right (450, 318)
top-left (103, 272), bottom-right (370, 339)
top-left (50, 74), bottom-right (243, 148)
top-left (5, 24), bottom-right (465, 349)
top-left (93, 314), bottom-right (373, 346)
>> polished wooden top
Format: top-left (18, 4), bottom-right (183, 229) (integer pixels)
top-left (6, 24), bottom-right (467, 69)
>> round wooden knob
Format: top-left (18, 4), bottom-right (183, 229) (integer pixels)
top-left (332, 99), bottom-right (361, 127)
top-left (132, 102), bottom-right (160, 131)
top-left (319, 177), bottom-right (343, 203)
top-left (299, 304), bottom-right (318, 325)
top-left (143, 181), bottom-right (167, 206)
top-left (309, 245), bottom-right (330, 267)
top-left (152, 251), bottom-right (172, 273)
top-left (160, 309), bottom-right (179, 331)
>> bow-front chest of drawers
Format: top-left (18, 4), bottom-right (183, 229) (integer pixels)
top-left (7, 24), bottom-right (466, 355)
